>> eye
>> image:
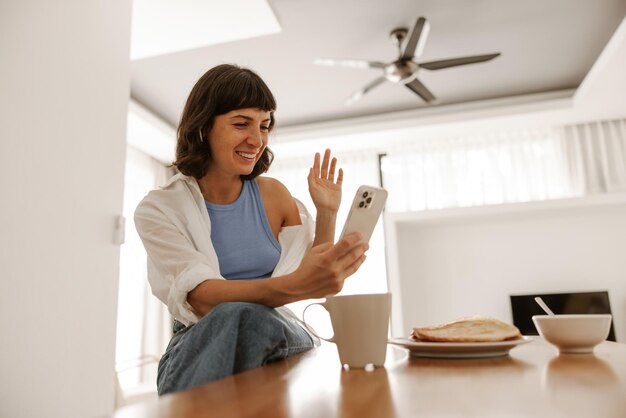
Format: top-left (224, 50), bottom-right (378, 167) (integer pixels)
top-left (233, 123), bottom-right (248, 128)
top-left (261, 125), bottom-right (270, 132)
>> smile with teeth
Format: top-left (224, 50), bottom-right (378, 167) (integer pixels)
top-left (236, 151), bottom-right (257, 160)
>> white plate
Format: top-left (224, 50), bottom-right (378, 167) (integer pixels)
top-left (388, 336), bottom-right (533, 359)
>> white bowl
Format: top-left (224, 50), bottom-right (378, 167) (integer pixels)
top-left (532, 314), bottom-right (612, 354)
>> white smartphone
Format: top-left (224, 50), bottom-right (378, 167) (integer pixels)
top-left (339, 185), bottom-right (388, 244)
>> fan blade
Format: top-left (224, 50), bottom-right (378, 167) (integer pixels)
top-left (405, 77), bottom-right (436, 102)
top-left (314, 58), bottom-right (386, 69)
top-left (420, 53), bottom-right (501, 70)
top-left (346, 76), bottom-right (387, 105)
top-left (401, 17), bottom-right (430, 60)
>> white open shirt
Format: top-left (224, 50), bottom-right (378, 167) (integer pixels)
top-left (134, 173), bottom-right (315, 328)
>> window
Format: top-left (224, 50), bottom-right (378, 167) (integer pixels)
top-left (115, 146), bottom-right (171, 394)
top-left (381, 127), bottom-right (579, 212)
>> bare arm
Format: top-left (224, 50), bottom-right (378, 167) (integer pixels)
top-left (256, 176), bottom-right (302, 237)
top-left (308, 149), bottom-right (343, 245)
top-left (187, 232), bottom-right (367, 316)
top-left (313, 210), bottom-right (337, 246)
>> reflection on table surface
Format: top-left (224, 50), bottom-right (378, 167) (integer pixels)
top-left (114, 338), bottom-right (626, 418)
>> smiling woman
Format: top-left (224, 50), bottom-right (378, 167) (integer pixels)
top-left (199, 109), bottom-right (272, 196)
top-left (134, 64), bottom-right (369, 395)
top-left (173, 64), bottom-right (276, 181)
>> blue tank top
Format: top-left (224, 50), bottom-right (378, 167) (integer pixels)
top-left (205, 179), bottom-right (281, 280)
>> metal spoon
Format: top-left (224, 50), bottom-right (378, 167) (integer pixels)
top-left (534, 297), bottom-right (555, 316)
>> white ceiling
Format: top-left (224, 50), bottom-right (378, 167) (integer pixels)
top-left (130, 0), bottom-right (281, 60)
top-left (131, 0), bottom-right (626, 130)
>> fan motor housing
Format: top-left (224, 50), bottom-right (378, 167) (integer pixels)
top-left (384, 60), bottom-right (419, 84)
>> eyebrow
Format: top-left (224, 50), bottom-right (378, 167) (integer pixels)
top-left (229, 114), bottom-right (271, 123)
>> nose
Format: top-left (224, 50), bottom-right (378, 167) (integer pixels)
top-left (247, 128), bottom-right (264, 147)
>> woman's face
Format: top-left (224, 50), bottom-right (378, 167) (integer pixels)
top-left (206, 107), bottom-right (271, 177)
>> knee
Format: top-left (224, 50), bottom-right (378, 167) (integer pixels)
top-left (210, 302), bottom-right (285, 335)
top-left (210, 302), bottom-right (272, 321)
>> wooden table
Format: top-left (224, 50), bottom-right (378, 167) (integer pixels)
top-left (113, 338), bottom-right (626, 418)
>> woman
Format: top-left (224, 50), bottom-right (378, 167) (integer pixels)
top-left (135, 64), bottom-right (368, 395)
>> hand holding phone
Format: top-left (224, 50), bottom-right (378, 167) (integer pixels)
top-left (339, 185), bottom-right (388, 245)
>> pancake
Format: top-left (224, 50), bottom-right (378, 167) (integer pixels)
top-left (411, 316), bottom-right (521, 342)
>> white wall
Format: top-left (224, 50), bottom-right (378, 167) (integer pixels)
top-left (0, 1), bottom-right (131, 417)
top-left (386, 194), bottom-right (626, 341)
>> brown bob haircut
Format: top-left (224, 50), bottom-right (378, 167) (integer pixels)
top-left (173, 64), bottom-right (276, 180)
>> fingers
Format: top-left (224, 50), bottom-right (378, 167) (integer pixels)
top-left (310, 149), bottom-right (341, 184)
top-left (313, 233), bottom-right (368, 268)
top-left (328, 156), bottom-right (337, 182)
top-left (344, 254), bottom-right (367, 278)
top-left (312, 152), bottom-right (320, 179)
top-left (310, 241), bottom-right (333, 254)
top-left (328, 232), bottom-right (364, 258)
top-left (329, 240), bottom-right (368, 288)
top-left (339, 241), bottom-right (369, 270)
top-left (320, 149), bottom-right (330, 179)
top-left (303, 236), bottom-right (368, 297)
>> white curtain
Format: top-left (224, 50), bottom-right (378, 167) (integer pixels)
top-left (116, 145), bottom-right (173, 391)
top-left (562, 119), bottom-right (626, 195)
top-left (382, 127), bottom-right (582, 212)
top-left (381, 119), bottom-right (626, 213)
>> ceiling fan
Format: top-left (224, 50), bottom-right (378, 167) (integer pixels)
top-left (314, 17), bottom-right (501, 105)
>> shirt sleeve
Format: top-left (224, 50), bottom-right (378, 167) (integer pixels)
top-left (134, 194), bottom-right (224, 325)
top-left (272, 198), bottom-right (314, 277)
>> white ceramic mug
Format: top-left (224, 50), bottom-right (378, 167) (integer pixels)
top-left (303, 293), bottom-right (391, 368)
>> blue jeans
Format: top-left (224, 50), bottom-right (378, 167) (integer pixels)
top-left (157, 302), bottom-right (314, 395)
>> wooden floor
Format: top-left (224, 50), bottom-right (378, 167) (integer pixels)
top-left (113, 338), bottom-right (626, 418)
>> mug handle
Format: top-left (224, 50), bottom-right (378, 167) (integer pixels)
top-left (302, 302), bottom-right (335, 343)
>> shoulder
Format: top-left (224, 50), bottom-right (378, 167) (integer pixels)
top-left (255, 176), bottom-right (292, 198)
top-left (135, 174), bottom-right (198, 218)
top-left (255, 176), bottom-right (301, 226)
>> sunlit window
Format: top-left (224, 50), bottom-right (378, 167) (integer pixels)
top-left (116, 146), bottom-right (165, 394)
top-left (381, 127), bottom-right (579, 212)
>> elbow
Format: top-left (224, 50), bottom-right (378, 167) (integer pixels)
top-left (187, 292), bottom-right (213, 318)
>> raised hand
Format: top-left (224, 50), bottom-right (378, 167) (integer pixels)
top-left (308, 149), bottom-right (343, 213)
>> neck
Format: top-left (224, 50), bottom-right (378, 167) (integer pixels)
top-left (198, 172), bottom-right (244, 204)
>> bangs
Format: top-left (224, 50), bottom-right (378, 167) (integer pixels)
top-left (214, 72), bottom-right (276, 116)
